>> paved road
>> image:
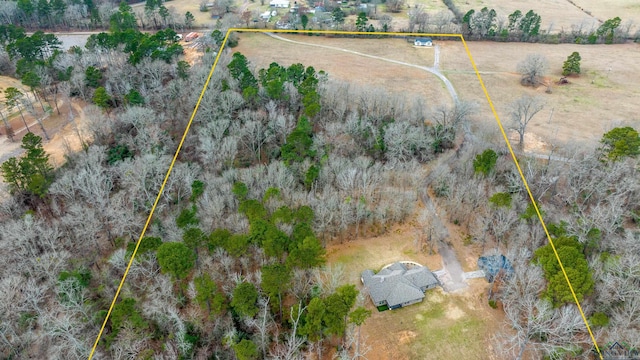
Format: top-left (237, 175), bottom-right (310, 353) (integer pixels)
top-left (418, 156), bottom-right (469, 292)
top-left (263, 33), bottom-right (459, 103)
top-left (437, 242), bottom-right (468, 292)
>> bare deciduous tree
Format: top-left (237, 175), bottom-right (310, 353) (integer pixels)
top-left (497, 251), bottom-right (588, 359)
top-left (510, 94), bottom-right (544, 150)
top-left (517, 54), bottom-right (548, 86)
top-left (408, 6), bottom-right (429, 32)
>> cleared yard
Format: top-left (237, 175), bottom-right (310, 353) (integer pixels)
top-left (0, 74), bottom-right (91, 167)
top-left (326, 226), bottom-right (502, 360)
top-left (235, 33), bottom-right (452, 107)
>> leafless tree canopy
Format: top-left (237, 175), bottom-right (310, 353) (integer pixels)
top-left (510, 94), bottom-right (545, 149)
top-left (2, 20), bottom-right (640, 360)
top-left (517, 54), bottom-right (549, 86)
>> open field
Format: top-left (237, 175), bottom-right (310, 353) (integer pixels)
top-left (236, 33), bottom-right (640, 152)
top-left (411, 0), bottom-right (451, 12)
top-left (572, 0), bottom-right (640, 25)
top-left (454, 0), bottom-right (640, 34)
top-left (235, 33), bottom-right (453, 106)
top-left (326, 225), bottom-right (502, 360)
top-left (441, 41), bottom-right (640, 149)
top-left (131, 0), bottom-right (218, 28)
top-left (454, 0), bottom-right (596, 33)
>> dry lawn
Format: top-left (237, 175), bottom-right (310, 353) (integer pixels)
top-left (455, 0), bottom-right (601, 33)
top-left (441, 41), bottom-right (640, 149)
top-left (0, 77), bottom-right (92, 170)
top-left (235, 33), bottom-right (640, 152)
top-left (326, 225), bottom-right (503, 360)
top-left (41, 100), bottom-right (93, 167)
top-left (0, 76), bottom-right (27, 94)
top-left (235, 33), bottom-right (453, 107)
top-left (454, 0), bottom-right (640, 34)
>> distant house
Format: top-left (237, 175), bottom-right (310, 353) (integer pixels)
top-left (414, 37), bottom-right (433, 47)
top-left (270, 0), bottom-right (290, 7)
top-left (361, 262), bottom-right (439, 310)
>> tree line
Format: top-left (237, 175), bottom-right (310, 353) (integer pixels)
top-left (0, 0), bottom-right (197, 31)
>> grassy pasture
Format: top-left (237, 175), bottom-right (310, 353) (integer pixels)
top-left (235, 32), bottom-right (640, 152)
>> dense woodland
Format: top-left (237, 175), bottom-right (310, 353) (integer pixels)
top-left (0, 20), bottom-right (455, 359)
top-left (1, 13), bottom-right (640, 360)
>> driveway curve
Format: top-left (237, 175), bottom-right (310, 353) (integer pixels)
top-left (262, 33), bottom-right (459, 103)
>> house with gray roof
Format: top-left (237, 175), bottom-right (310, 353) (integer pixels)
top-left (361, 262), bottom-right (439, 309)
top-left (414, 37), bottom-right (433, 47)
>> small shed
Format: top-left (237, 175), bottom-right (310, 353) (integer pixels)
top-left (260, 11), bottom-right (272, 20)
top-left (477, 254), bottom-right (514, 283)
top-left (414, 37), bottom-right (433, 47)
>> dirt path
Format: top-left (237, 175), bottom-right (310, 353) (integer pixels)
top-left (563, 0), bottom-right (603, 23)
top-left (263, 33), bottom-right (459, 103)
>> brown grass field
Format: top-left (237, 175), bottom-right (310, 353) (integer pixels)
top-left (455, 0), bottom-right (593, 32)
top-left (443, 40), bottom-right (640, 149)
top-left (571, 0), bottom-right (640, 24)
top-left (453, 0), bottom-right (640, 34)
top-left (235, 33), bottom-right (452, 107)
top-left (411, 0), bottom-right (450, 12)
top-left (235, 32), bottom-right (640, 152)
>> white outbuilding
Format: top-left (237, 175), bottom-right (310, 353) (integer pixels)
top-left (270, 0), bottom-right (290, 8)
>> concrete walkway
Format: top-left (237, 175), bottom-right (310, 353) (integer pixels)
top-left (437, 241), bottom-right (468, 292)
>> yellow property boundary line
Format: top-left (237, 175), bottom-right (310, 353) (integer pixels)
top-left (88, 29), bottom-right (602, 359)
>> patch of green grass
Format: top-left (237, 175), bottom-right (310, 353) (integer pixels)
top-left (586, 70), bottom-right (613, 88)
top-left (386, 293), bottom-right (489, 359)
top-left (416, 300), bottom-right (446, 321)
top-left (411, 313), bottom-right (485, 359)
top-left (335, 249), bottom-right (367, 265)
top-left (462, 234), bottom-right (473, 246)
top-left (572, 96), bottom-right (594, 105)
top-left (403, 248), bottom-right (417, 256)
